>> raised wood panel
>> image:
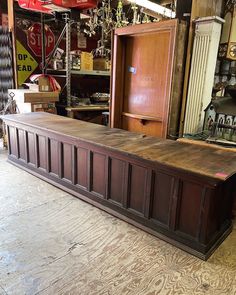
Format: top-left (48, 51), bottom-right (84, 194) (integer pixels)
top-left (62, 143), bottom-right (72, 182)
top-left (199, 188), bottom-right (218, 243)
top-left (91, 152), bottom-right (106, 197)
top-left (18, 129), bottom-right (26, 161)
top-left (8, 126), bottom-right (17, 157)
top-left (27, 132), bottom-right (36, 165)
top-left (49, 139), bottom-right (59, 176)
top-left (220, 182), bottom-right (235, 227)
top-left (128, 164), bottom-right (148, 215)
top-left (108, 157), bottom-right (125, 205)
top-left (77, 147), bottom-right (88, 189)
top-left (121, 31), bottom-right (172, 138)
top-left (151, 172), bottom-right (174, 226)
top-left (177, 181), bottom-right (203, 238)
top-left (38, 135), bottom-right (47, 170)
top-left (123, 32), bottom-right (170, 117)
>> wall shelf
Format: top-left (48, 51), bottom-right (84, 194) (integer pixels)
top-left (47, 69), bottom-right (111, 77)
top-left (122, 112), bottom-right (162, 122)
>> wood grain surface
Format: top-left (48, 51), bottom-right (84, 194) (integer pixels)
top-left (3, 112), bottom-right (236, 181)
top-left (0, 147), bottom-right (235, 295)
top-left (178, 137), bottom-right (236, 216)
top-left (111, 20), bottom-right (178, 138)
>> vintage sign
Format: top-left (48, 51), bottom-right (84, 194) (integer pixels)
top-left (27, 23), bottom-right (55, 57)
top-left (77, 33), bottom-right (87, 49)
top-left (16, 40), bottom-right (38, 86)
top-left (17, 0), bottom-right (52, 14)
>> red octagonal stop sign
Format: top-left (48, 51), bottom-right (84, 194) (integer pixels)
top-left (27, 23), bottom-right (55, 57)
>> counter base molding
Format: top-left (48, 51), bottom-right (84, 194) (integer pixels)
top-left (3, 113), bottom-right (236, 260)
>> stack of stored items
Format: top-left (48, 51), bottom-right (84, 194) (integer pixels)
top-left (0, 26), bottom-right (14, 112)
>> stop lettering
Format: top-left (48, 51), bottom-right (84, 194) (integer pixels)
top-left (27, 23), bottom-right (55, 57)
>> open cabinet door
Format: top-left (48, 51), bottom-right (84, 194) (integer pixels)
top-left (110, 20), bottom-right (180, 138)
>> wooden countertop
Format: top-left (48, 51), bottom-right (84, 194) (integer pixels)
top-left (3, 112), bottom-right (236, 182)
top-left (177, 137), bottom-right (236, 152)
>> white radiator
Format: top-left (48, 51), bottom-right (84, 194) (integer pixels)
top-left (183, 16), bottom-right (224, 135)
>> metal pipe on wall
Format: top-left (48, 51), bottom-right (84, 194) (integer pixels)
top-left (41, 13), bottom-right (46, 75)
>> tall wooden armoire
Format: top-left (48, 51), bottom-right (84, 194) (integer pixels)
top-left (110, 19), bottom-right (186, 139)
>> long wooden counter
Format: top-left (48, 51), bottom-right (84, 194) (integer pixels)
top-left (2, 112), bottom-right (236, 260)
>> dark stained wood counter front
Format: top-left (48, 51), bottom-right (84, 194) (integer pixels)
top-left (3, 112), bottom-right (236, 259)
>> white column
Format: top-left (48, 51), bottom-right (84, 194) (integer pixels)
top-left (183, 16), bottom-right (225, 135)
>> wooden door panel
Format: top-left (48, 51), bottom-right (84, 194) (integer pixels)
top-left (177, 181), bottom-right (203, 238)
top-left (91, 152), bottom-right (106, 198)
top-left (18, 129), bottom-right (26, 161)
top-left (8, 126), bottom-right (18, 157)
top-left (151, 172), bottom-right (174, 226)
top-left (28, 132), bottom-right (36, 165)
top-left (123, 32), bottom-right (170, 118)
top-left (62, 143), bottom-right (72, 182)
top-left (49, 139), bottom-right (59, 176)
top-left (108, 157), bottom-right (126, 205)
top-left (128, 164), bottom-right (148, 215)
top-left (38, 135), bottom-right (47, 170)
top-left (111, 20), bottom-right (179, 138)
top-left (77, 147), bottom-right (88, 189)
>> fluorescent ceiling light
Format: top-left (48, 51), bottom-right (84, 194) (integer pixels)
top-left (129, 0), bottom-right (176, 18)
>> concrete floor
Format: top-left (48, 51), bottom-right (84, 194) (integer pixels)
top-left (0, 146), bottom-right (236, 295)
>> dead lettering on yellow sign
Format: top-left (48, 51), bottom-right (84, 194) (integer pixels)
top-left (16, 40), bottom-right (38, 86)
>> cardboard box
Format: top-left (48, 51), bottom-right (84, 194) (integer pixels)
top-left (33, 103), bottom-right (56, 113)
top-left (80, 51), bottom-right (93, 71)
top-left (93, 58), bottom-right (110, 71)
top-left (23, 83), bottom-right (39, 91)
top-left (38, 76), bottom-right (52, 92)
top-left (8, 89), bottom-right (59, 114)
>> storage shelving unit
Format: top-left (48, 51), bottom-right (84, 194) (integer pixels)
top-left (48, 67), bottom-right (111, 124)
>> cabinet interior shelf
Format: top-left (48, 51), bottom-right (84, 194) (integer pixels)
top-left (122, 112), bottom-right (162, 122)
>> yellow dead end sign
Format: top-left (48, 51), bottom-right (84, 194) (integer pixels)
top-left (16, 40), bottom-right (38, 86)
